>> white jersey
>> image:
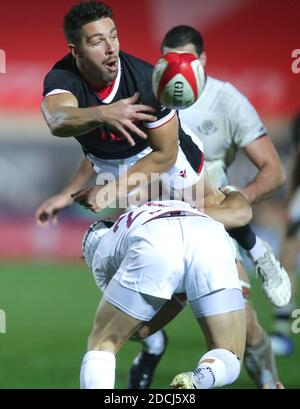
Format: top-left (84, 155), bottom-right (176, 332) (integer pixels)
top-left (91, 200), bottom-right (209, 291)
top-left (179, 76), bottom-right (266, 187)
top-left (89, 200), bottom-right (240, 300)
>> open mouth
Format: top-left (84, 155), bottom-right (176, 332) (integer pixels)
top-left (105, 59), bottom-right (118, 72)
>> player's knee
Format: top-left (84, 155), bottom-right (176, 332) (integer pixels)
top-left (87, 331), bottom-right (119, 353)
top-left (87, 323), bottom-right (119, 352)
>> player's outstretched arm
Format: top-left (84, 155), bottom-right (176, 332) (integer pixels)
top-left (42, 92), bottom-right (157, 146)
top-left (239, 136), bottom-right (286, 204)
top-left (36, 155), bottom-right (96, 226)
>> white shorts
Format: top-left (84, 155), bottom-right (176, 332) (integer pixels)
top-left (87, 143), bottom-right (203, 191)
top-left (103, 216), bottom-right (241, 301)
top-left (104, 281), bottom-right (244, 321)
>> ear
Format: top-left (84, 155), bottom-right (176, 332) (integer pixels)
top-left (68, 44), bottom-right (78, 58)
top-left (199, 51), bottom-right (207, 67)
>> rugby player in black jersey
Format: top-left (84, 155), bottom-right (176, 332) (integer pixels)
top-left (40, 1), bottom-right (206, 216)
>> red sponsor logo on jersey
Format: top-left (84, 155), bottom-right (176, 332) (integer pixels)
top-left (99, 129), bottom-right (126, 142)
top-left (179, 169), bottom-right (187, 178)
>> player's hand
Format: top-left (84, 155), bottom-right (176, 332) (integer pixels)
top-left (99, 92), bottom-right (157, 146)
top-left (36, 193), bottom-right (74, 226)
top-left (71, 186), bottom-right (101, 213)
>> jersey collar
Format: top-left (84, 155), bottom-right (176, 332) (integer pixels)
top-left (92, 58), bottom-right (121, 103)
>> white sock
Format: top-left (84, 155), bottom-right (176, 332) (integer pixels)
top-left (193, 349), bottom-right (241, 389)
top-left (80, 350), bottom-right (116, 389)
top-left (248, 236), bottom-right (266, 261)
top-left (142, 330), bottom-right (166, 355)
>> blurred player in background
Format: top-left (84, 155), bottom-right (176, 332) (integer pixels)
top-left (126, 25), bottom-right (288, 390)
top-left (271, 113), bottom-right (300, 356)
top-left (80, 198), bottom-right (248, 389)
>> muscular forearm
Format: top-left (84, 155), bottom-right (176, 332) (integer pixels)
top-left (205, 191), bottom-right (252, 229)
top-left (45, 106), bottom-right (103, 137)
top-left (96, 149), bottom-right (177, 208)
top-left (240, 163), bottom-right (286, 204)
top-left (62, 156), bottom-right (96, 196)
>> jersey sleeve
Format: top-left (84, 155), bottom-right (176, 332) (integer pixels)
top-left (143, 106), bottom-right (176, 130)
top-left (226, 83), bottom-right (267, 148)
top-left (142, 89), bottom-right (176, 130)
top-left (43, 69), bottom-right (80, 99)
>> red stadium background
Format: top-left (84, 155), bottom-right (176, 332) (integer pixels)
top-left (0, 0), bottom-right (299, 115)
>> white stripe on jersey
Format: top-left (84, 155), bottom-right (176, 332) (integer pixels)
top-left (102, 59), bottom-right (122, 104)
top-left (143, 109), bottom-right (176, 129)
top-left (44, 89), bottom-right (72, 97)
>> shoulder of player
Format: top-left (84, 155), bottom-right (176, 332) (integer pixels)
top-left (209, 75), bottom-right (253, 118)
top-left (207, 75), bottom-right (244, 98)
top-left (45, 54), bottom-right (79, 80)
top-left (120, 51), bottom-right (153, 76)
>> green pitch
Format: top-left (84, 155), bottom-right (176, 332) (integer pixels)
top-left (0, 261), bottom-right (299, 389)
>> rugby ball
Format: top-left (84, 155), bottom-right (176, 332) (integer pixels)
top-left (152, 52), bottom-right (205, 109)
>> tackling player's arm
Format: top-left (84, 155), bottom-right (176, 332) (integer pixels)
top-left (239, 135), bottom-right (286, 204)
top-left (36, 155), bottom-right (95, 226)
top-left (41, 92), bottom-right (157, 146)
top-left (203, 168), bottom-right (252, 228)
top-left (72, 115), bottom-right (179, 211)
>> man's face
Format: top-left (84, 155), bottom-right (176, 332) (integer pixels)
top-left (74, 18), bottom-right (120, 84)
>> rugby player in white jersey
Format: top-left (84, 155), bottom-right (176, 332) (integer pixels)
top-left (80, 196), bottom-right (251, 389)
top-left (135, 25), bottom-right (288, 390)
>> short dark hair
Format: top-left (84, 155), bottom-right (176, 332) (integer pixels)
top-left (161, 25), bottom-right (204, 56)
top-left (63, 1), bottom-right (113, 44)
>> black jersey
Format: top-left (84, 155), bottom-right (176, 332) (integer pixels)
top-left (43, 51), bottom-right (176, 159)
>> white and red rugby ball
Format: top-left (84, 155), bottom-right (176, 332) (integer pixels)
top-left (152, 52), bottom-right (205, 110)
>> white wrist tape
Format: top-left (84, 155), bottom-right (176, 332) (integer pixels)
top-left (222, 185), bottom-right (238, 194)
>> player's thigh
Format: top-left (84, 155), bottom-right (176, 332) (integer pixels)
top-left (190, 288), bottom-right (246, 359)
top-left (89, 296), bottom-right (142, 352)
top-left (197, 309), bottom-right (246, 360)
